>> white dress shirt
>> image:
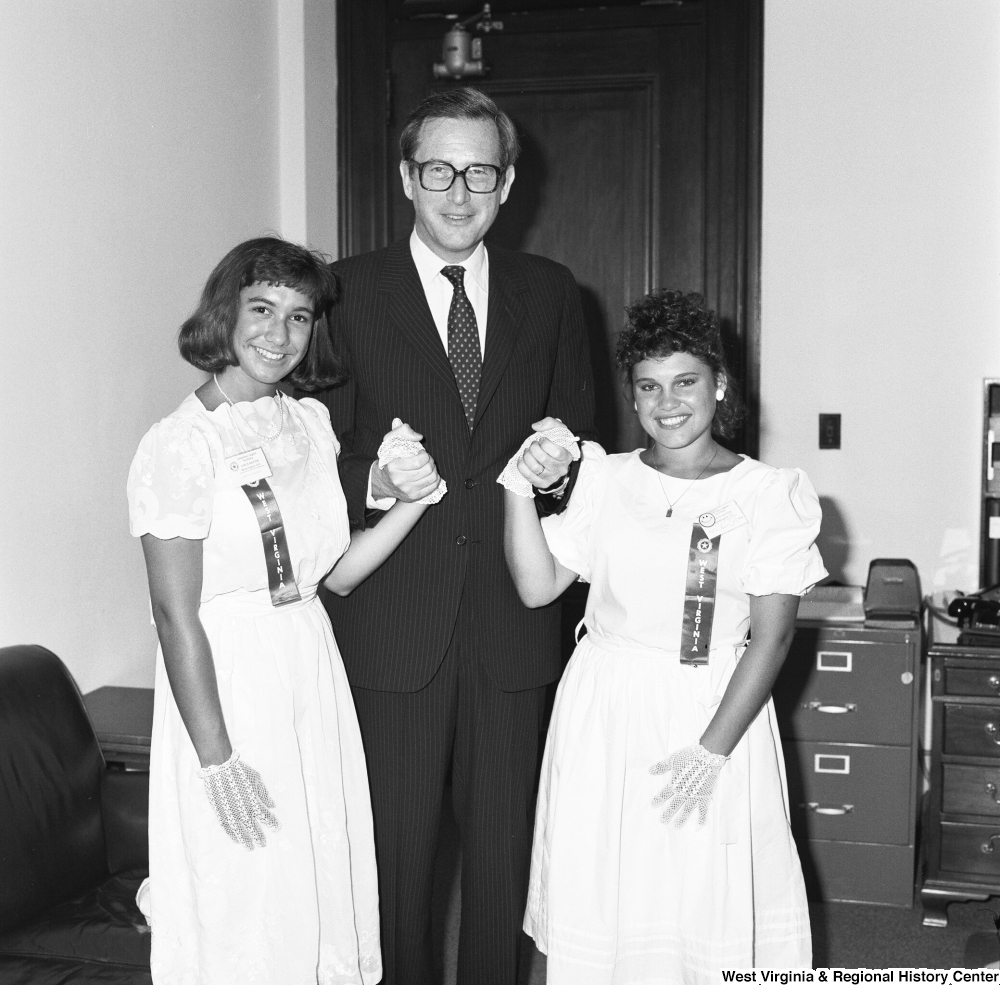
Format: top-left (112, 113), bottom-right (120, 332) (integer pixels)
top-left (408, 228), bottom-right (489, 354)
top-left (367, 230), bottom-right (491, 508)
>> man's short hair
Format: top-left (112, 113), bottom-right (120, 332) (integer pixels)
top-left (399, 87), bottom-right (520, 172)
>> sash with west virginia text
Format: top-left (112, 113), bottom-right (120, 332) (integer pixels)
top-left (240, 480), bottom-right (302, 607)
top-left (679, 527), bottom-right (720, 665)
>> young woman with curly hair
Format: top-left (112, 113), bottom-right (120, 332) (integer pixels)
top-left (503, 290), bottom-right (825, 984)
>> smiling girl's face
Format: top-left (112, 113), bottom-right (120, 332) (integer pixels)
top-left (632, 350), bottom-right (723, 457)
top-left (222, 282), bottom-right (316, 398)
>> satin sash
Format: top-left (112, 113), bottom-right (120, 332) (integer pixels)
top-left (679, 527), bottom-right (721, 665)
top-left (240, 479), bottom-right (302, 607)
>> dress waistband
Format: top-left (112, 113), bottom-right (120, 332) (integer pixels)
top-left (580, 629), bottom-right (743, 661)
top-left (200, 588), bottom-right (320, 618)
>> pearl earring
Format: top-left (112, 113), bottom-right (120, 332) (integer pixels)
top-left (633, 401), bottom-right (638, 411)
top-left (716, 388), bottom-right (725, 401)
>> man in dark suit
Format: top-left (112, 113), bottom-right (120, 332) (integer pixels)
top-left (321, 87), bottom-right (595, 985)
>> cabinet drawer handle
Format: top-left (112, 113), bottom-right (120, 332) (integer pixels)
top-left (983, 834), bottom-right (1000, 854)
top-left (985, 783), bottom-right (1000, 805)
top-left (804, 701), bottom-right (857, 714)
top-left (802, 802), bottom-right (854, 816)
top-left (985, 723), bottom-right (1000, 745)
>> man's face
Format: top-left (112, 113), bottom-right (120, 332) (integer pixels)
top-left (400, 116), bottom-right (515, 263)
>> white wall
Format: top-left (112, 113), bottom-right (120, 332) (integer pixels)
top-left (304, 0), bottom-right (339, 258)
top-left (761, 0), bottom-right (1000, 594)
top-left (1, 0), bottom-right (337, 691)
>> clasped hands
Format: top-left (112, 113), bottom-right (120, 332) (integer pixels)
top-left (370, 420), bottom-right (444, 503)
top-left (513, 417), bottom-right (578, 492)
top-left (371, 416), bottom-right (576, 503)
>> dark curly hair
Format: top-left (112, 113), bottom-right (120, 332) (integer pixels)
top-left (178, 237), bottom-right (344, 392)
top-left (615, 289), bottom-right (744, 439)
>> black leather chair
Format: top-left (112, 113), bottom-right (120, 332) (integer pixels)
top-left (0, 645), bottom-right (151, 984)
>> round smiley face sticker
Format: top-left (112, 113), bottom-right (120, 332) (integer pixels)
top-left (699, 512), bottom-right (716, 529)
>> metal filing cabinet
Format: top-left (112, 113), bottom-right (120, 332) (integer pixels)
top-left (772, 623), bottom-right (922, 906)
top-left (921, 637), bottom-right (1000, 926)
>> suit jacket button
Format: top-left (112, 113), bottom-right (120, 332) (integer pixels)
top-left (464, 478), bottom-right (476, 489)
top-left (455, 535), bottom-right (468, 546)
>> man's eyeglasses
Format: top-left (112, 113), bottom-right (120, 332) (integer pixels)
top-left (412, 160), bottom-right (504, 194)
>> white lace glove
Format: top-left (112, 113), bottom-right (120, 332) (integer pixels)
top-left (198, 750), bottom-right (280, 850)
top-left (377, 418), bottom-right (447, 504)
top-left (650, 743), bottom-right (728, 828)
top-left (496, 423), bottom-right (581, 498)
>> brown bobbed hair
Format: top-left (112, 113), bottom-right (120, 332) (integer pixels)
top-left (399, 87), bottom-right (520, 172)
top-left (615, 289), bottom-right (745, 440)
top-left (178, 237), bottom-right (344, 392)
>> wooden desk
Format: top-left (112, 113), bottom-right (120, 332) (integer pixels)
top-left (82, 686), bottom-right (154, 770)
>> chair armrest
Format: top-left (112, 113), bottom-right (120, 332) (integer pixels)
top-left (100, 769), bottom-right (149, 875)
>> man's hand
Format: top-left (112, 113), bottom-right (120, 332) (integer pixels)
top-left (370, 422), bottom-right (441, 503)
top-left (517, 417), bottom-right (574, 490)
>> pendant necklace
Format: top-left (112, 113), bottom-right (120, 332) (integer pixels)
top-left (214, 374), bottom-right (284, 443)
top-left (655, 446), bottom-right (718, 518)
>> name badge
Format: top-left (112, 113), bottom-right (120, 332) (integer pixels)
top-left (225, 448), bottom-right (272, 485)
top-left (697, 500), bottom-right (748, 538)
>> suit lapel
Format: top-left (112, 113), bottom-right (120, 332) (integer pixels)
top-left (379, 240), bottom-right (461, 398)
top-left (477, 246), bottom-right (525, 426)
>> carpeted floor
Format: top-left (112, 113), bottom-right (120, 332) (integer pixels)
top-left (810, 896), bottom-right (1000, 970)
top-left (429, 797), bottom-right (1000, 982)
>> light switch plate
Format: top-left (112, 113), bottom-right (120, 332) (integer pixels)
top-left (819, 414), bottom-right (841, 449)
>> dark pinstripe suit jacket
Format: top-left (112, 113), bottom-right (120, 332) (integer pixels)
top-left (319, 238), bottom-right (596, 693)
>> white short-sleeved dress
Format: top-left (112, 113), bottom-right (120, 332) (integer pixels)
top-left (524, 445), bottom-right (827, 985)
top-left (127, 392), bottom-right (381, 985)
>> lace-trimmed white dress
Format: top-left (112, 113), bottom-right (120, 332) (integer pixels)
top-left (127, 393), bottom-right (381, 985)
top-left (524, 446), bottom-right (827, 985)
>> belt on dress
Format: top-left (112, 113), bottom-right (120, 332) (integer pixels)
top-left (200, 588), bottom-right (320, 619)
top-left (578, 630), bottom-right (744, 662)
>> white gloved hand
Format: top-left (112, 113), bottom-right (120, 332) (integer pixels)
top-left (198, 750), bottom-right (280, 850)
top-left (377, 418), bottom-right (447, 504)
top-left (496, 423), bottom-right (581, 498)
top-left (650, 743), bottom-right (728, 828)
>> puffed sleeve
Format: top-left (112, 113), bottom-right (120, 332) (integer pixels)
top-left (297, 396), bottom-right (341, 457)
top-left (539, 441), bottom-right (607, 582)
top-left (127, 417), bottom-right (215, 540)
top-left (740, 467), bottom-right (828, 597)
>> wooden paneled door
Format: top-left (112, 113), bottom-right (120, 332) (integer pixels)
top-left (337, 0), bottom-right (762, 455)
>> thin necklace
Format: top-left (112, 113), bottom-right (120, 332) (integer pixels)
top-left (654, 446), bottom-right (718, 518)
top-left (214, 374), bottom-right (284, 443)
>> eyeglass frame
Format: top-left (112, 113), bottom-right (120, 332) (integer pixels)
top-left (409, 159), bottom-right (506, 194)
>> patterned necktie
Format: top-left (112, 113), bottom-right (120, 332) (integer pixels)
top-left (441, 265), bottom-right (482, 430)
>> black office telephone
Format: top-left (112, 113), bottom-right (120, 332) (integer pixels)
top-left (948, 584), bottom-right (1000, 646)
